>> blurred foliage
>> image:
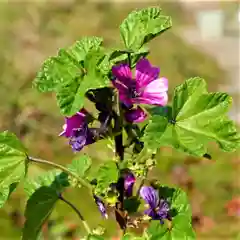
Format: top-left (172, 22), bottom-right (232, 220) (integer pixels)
top-left (0, 0), bottom-right (238, 239)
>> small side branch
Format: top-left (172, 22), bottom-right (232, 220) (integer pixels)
top-left (59, 194), bottom-right (91, 234)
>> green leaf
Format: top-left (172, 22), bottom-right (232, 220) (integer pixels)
top-left (120, 7), bottom-right (172, 51)
top-left (147, 219), bottom-right (195, 240)
top-left (95, 161), bottom-right (118, 195)
top-left (0, 131), bottom-right (28, 207)
top-left (33, 37), bottom-right (103, 92)
top-left (23, 170), bottom-right (70, 239)
top-left (103, 46), bottom-right (149, 71)
top-left (122, 233), bottom-right (144, 240)
top-left (67, 37), bottom-right (103, 62)
top-left (22, 186), bottom-right (59, 240)
top-left (159, 186), bottom-right (191, 220)
top-left (123, 196), bottom-right (141, 214)
top-left (68, 155), bottom-right (92, 178)
top-left (87, 235), bottom-right (104, 240)
top-left (56, 48), bottom-right (110, 116)
top-left (146, 186), bottom-right (195, 240)
top-left (24, 170), bottom-right (69, 198)
top-left (143, 77), bottom-right (240, 156)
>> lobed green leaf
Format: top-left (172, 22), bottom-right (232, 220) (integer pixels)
top-left (67, 154), bottom-right (92, 178)
top-left (143, 77), bottom-right (240, 156)
top-left (33, 37), bottom-right (103, 93)
top-left (120, 7), bottom-right (172, 51)
top-left (0, 131), bottom-right (28, 207)
top-left (24, 170), bottom-right (69, 198)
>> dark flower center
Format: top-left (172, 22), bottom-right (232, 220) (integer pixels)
top-left (128, 86), bottom-right (140, 98)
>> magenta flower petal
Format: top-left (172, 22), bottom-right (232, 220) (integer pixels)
top-left (140, 186), bottom-right (159, 209)
top-left (124, 106), bottom-right (147, 123)
top-left (59, 111), bottom-right (86, 138)
top-left (118, 92), bottom-right (134, 107)
top-left (140, 77), bottom-right (168, 106)
top-left (111, 58), bottom-right (168, 108)
top-left (112, 63), bottom-right (134, 106)
top-left (112, 79), bottom-right (128, 93)
top-left (59, 109), bottom-right (95, 152)
top-left (138, 91), bottom-right (168, 106)
top-left (135, 58), bottom-right (160, 89)
top-left (112, 63), bottom-right (132, 85)
top-left (143, 77), bottom-right (168, 94)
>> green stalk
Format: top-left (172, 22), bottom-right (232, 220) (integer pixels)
top-left (59, 194), bottom-right (91, 234)
top-left (28, 156), bottom-right (92, 189)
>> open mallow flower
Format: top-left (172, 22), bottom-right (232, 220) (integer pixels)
top-left (140, 186), bottom-right (170, 223)
top-left (124, 172), bottom-right (136, 197)
top-left (94, 195), bottom-right (108, 219)
top-left (112, 58), bottom-right (168, 106)
top-left (59, 109), bottom-right (94, 152)
top-left (124, 106), bottom-right (147, 123)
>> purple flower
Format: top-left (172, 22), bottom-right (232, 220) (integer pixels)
top-left (112, 58), bottom-right (168, 106)
top-left (69, 126), bottom-right (94, 152)
top-left (140, 186), bottom-right (170, 223)
top-left (124, 106), bottom-right (147, 123)
top-left (59, 109), bottom-right (87, 138)
top-left (94, 195), bottom-right (108, 219)
top-left (124, 172), bottom-right (136, 197)
top-left (59, 109), bottom-right (94, 152)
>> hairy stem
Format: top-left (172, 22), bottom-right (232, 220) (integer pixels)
top-left (28, 156), bottom-right (92, 189)
top-left (59, 194), bottom-right (91, 234)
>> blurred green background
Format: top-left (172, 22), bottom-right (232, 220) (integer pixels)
top-left (0, 0), bottom-right (239, 239)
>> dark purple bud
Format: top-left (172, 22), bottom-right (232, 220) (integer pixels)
top-left (69, 125), bottom-right (94, 152)
top-left (124, 172), bottom-right (136, 197)
top-left (94, 195), bottom-right (108, 219)
top-left (124, 106), bottom-right (147, 123)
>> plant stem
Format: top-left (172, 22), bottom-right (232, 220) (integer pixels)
top-left (113, 92), bottom-right (124, 161)
top-left (59, 194), bottom-right (91, 234)
top-left (127, 52), bottom-right (131, 68)
top-left (28, 156), bottom-right (91, 189)
top-left (136, 168), bottom-right (149, 197)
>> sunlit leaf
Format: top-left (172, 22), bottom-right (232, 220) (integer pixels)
top-left (120, 7), bottom-right (172, 51)
top-left (94, 161), bottom-right (118, 195)
top-left (68, 154), bottom-right (92, 178)
top-left (0, 131), bottom-right (28, 207)
top-left (143, 77), bottom-right (240, 156)
top-left (33, 37), bottom-right (103, 92)
top-left (56, 48), bottom-right (110, 116)
top-left (24, 170), bottom-right (69, 198)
